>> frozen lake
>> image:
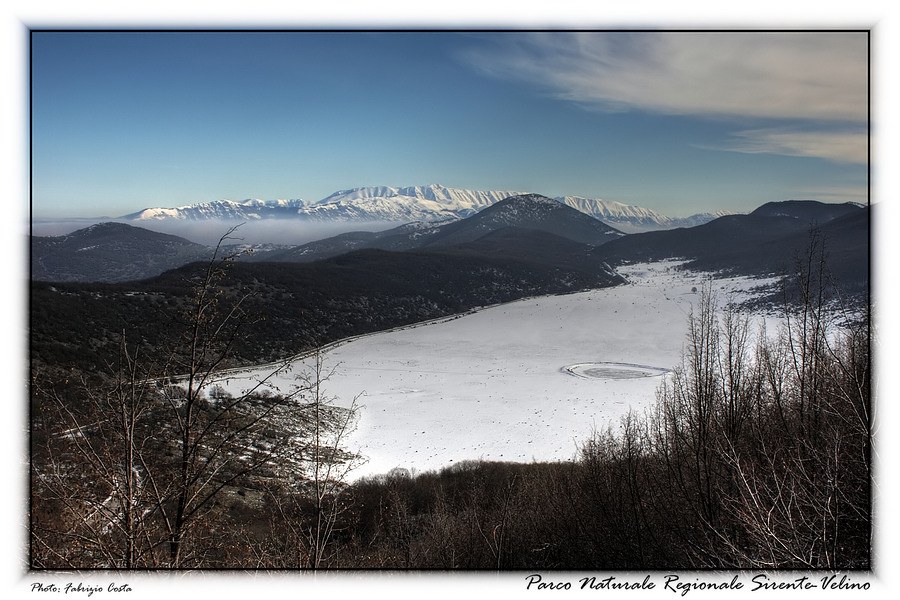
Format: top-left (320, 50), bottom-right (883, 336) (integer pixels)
top-left (214, 261), bottom-right (779, 479)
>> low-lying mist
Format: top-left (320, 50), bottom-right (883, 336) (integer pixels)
top-left (30, 218), bottom-right (403, 247)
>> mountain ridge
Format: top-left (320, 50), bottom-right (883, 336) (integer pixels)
top-left (593, 200), bottom-right (868, 298)
top-left (260, 193), bottom-right (624, 263)
top-left (121, 184), bottom-right (732, 232)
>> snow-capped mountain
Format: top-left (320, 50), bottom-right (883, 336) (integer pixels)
top-left (122, 184), bottom-right (732, 231)
top-left (554, 196), bottom-right (673, 233)
top-left (123, 198), bottom-right (309, 221)
top-left (124, 185), bottom-right (523, 224)
top-left (304, 184), bottom-right (524, 222)
top-left (668, 211), bottom-right (735, 229)
top-left (555, 196), bottom-right (732, 233)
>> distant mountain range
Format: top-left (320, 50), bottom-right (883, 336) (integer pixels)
top-left (33, 194), bottom-right (623, 283)
top-left (32, 194), bottom-right (629, 371)
top-left (31, 197), bottom-right (869, 373)
top-left (123, 185), bottom-right (518, 223)
top-left (33, 197), bottom-right (867, 295)
top-left (555, 195), bottom-right (731, 232)
top-left (122, 184), bottom-right (729, 233)
top-left (260, 193), bottom-right (624, 263)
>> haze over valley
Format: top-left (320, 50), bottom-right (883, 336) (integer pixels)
top-left (31, 183), bottom-right (738, 248)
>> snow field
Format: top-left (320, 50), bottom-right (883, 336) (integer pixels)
top-left (214, 261), bottom-right (780, 479)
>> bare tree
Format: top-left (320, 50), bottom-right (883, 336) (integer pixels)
top-left (32, 339), bottom-right (166, 568)
top-left (644, 233), bottom-right (870, 569)
top-left (31, 228), bottom-right (362, 569)
top-left (257, 350), bottom-right (365, 569)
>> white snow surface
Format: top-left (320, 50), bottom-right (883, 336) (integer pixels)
top-left (212, 261), bottom-right (779, 480)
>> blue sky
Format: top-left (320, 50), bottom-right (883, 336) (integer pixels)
top-left (31, 31), bottom-right (869, 218)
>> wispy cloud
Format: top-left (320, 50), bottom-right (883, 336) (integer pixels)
top-left (466, 32), bottom-right (867, 121)
top-left (720, 128), bottom-right (868, 164)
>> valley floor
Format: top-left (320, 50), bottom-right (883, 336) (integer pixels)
top-left (214, 261), bottom-right (781, 479)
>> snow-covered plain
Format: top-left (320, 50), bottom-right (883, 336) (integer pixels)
top-left (214, 261), bottom-right (780, 480)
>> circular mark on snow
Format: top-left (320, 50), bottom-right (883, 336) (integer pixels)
top-left (562, 362), bottom-right (669, 380)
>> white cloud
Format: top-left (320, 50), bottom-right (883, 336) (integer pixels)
top-left (722, 128), bottom-right (869, 164)
top-left (466, 32), bottom-right (868, 122)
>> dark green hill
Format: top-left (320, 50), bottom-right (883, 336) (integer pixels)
top-left (261, 194), bottom-right (623, 263)
top-left (32, 222), bottom-right (211, 283)
top-left (593, 201), bottom-right (868, 299)
top-left (750, 200), bottom-right (862, 223)
top-left (429, 226), bottom-right (617, 277)
top-left (415, 194), bottom-right (623, 248)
